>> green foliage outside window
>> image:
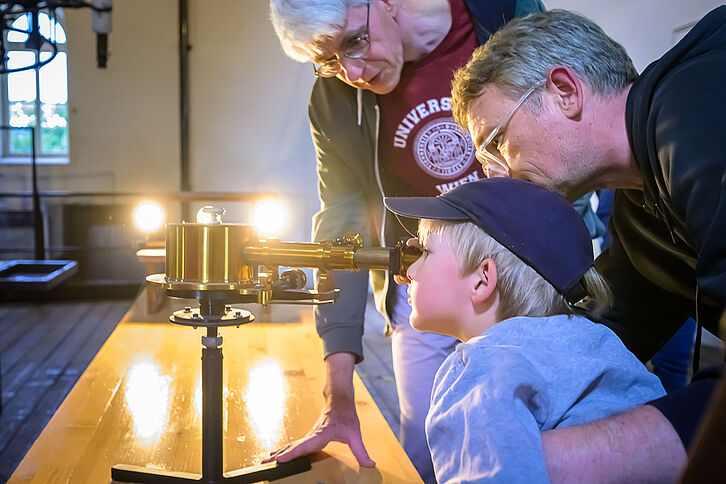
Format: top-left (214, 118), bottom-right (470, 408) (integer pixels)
top-left (9, 101), bottom-right (34, 153)
top-left (41, 103), bottom-right (68, 153)
top-left (10, 130), bottom-right (31, 153)
top-left (8, 101), bottom-right (69, 155)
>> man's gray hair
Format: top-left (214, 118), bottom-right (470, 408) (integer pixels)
top-left (419, 219), bottom-right (612, 320)
top-left (269, 0), bottom-right (367, 62)
top-left (452, 9), bottom-right (638, 127)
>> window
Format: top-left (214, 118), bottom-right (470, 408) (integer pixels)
top-left (1, 11), bottom-right (69, 164)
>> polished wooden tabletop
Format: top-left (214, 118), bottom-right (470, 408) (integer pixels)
top-left (8, 289), bottom-right (422, 484)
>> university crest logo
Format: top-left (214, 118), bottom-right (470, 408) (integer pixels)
top-left (413, 117), bottom-right (474, 180)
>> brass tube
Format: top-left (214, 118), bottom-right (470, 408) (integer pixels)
top-left (241, 241), bottom-right (420, 275)
top-left (242, 241), bottom-right (356, 270)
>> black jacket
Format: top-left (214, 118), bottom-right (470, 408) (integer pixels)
top-left (596, 6), bottom-right (726, 361)
top-left (595, 6), bottom-right (726, 448)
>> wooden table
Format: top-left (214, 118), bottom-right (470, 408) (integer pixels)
top-left (8, 290), bottom-right (422, 483)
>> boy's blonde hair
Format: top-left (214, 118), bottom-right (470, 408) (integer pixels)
top-left (419, 219), bottom-right (612, 320)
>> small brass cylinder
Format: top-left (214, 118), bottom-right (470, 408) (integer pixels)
top-left (353, 247), bottom-right (393, 270)
top-left (400, 249), bottom-right (422, 276)
top-left (165, 223), bottom-right (258, 285)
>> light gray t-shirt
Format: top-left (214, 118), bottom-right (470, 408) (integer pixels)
top-left (425, 314), bottom-right (666, 484)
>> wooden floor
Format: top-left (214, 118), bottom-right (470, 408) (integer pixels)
top-left (0, 299), bottom-right (133, 482)
top-left (0, 294), bottom-right (401, 482)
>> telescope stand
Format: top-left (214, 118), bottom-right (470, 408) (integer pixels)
top-left (111, 299), bottom-right (310, 483)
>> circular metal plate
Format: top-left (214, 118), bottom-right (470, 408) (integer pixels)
top-left (170, 306), bottom-right (255, 328)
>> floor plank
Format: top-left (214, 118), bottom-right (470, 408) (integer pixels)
top-left (0, 306), bottom-right (33, 335)
top-left (0, 305), bottom-right (55, 356)
top-left (0, 299), bottom-right (133, 481)
top-left (1, 303), bottom-right (92, 393)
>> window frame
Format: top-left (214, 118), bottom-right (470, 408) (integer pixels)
top-left (0, 11), bottom-right (69, 165)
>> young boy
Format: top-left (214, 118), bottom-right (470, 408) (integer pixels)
top-left (384, 178), bottom-right (665, 484)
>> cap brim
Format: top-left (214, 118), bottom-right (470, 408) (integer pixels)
top-left (384, 196), bottom-right (470, 220)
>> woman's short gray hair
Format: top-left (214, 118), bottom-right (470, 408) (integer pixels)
top-left (452, 9), bottom-right (638, 127)
top-left (419, 219), bottom-right (612, 320)
top-left (269, 0), bottom-right (367, 62)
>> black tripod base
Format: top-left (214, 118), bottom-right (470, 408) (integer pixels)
top-left (111, 456), bottom-right (311, 483)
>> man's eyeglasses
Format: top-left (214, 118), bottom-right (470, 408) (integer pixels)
top-left (475, 83), bottom-right (544, 178)
top-left (313, 0), bottom-right (371, 78)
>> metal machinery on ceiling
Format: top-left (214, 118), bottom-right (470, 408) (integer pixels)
top-left (0, 0), bottom-right (112, 73)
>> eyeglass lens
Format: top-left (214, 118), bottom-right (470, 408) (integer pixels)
top-left (314, 0), bottom-right (370, 77)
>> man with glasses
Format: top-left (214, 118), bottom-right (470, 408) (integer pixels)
top-left (451, 8), bottom-right (726, 482)
top-left (267, 1), bottom-right (562, 481)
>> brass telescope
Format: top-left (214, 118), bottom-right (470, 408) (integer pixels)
top-left (149, 208), bottom-right (421, 306)
top-left (118, 207), bottom-right (420, 484)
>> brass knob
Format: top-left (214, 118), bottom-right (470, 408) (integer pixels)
top-left (341, 232), bottom-right (364, 248)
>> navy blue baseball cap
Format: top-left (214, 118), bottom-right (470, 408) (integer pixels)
top-left (384, 178), bottom-right (593, 303)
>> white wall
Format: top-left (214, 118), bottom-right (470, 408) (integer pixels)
top-left (546, 0), bottom-right (724, 72)
top-left (188, 0), bottom-right (317, 240)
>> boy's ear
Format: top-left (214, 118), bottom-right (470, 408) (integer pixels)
top-left (471, 258), bottom-right (497, 305)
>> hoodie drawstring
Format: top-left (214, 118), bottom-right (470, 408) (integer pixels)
top-left (357, 87), bottom-right (363, 126)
